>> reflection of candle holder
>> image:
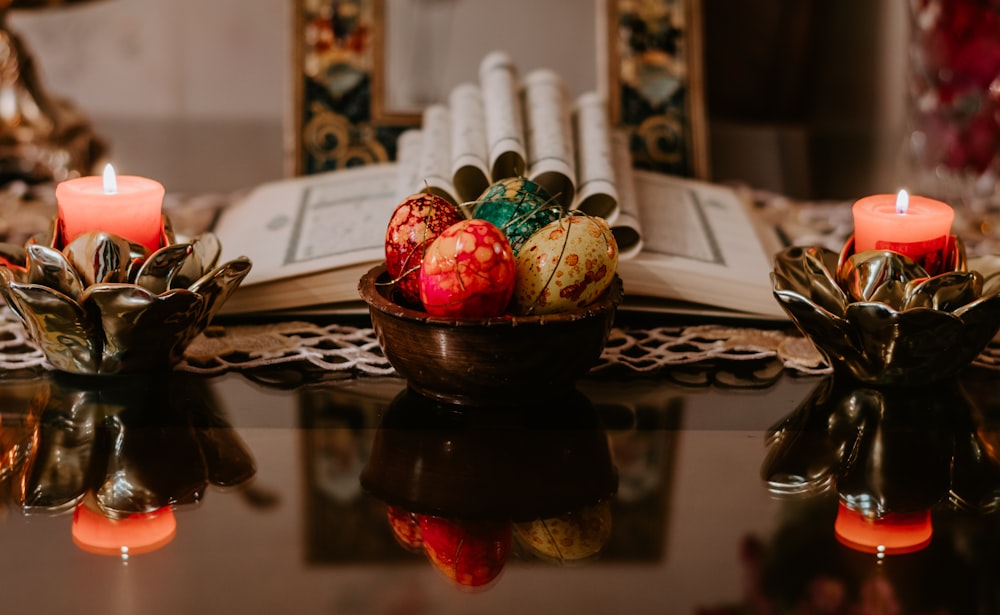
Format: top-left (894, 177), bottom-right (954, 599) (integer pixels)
top-left (771, 236), bottom-right (1000, 385)
top-left (744, 375), bottom-right (1000, 611)
top-left (736, 491), bottom-right (1000, 613)
top-left (1, 371), bottom-right (257, 556)
top-left (762, 375), bottom-right (1000, 557)
top-left (0, 216), bottom-right (251, 374)
top-left (360, 387), bottom-right (618, 587)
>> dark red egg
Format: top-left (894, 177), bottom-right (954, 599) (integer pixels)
top-left (418, 219), bottom-right (516, 318)
top-left (386, 505), bottom-right (423, 552)
top-left (384, 192), bottom-right (464, 306)
top-left (417, 514), bottom-right (512, 588)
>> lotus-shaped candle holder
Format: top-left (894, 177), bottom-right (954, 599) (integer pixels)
top-left (771, 236), bottom-right (1000, 385)
top-left (0, 216), bottom-right (251, 375)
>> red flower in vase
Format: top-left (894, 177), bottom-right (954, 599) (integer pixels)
top-left (912, 0), bottom-right (1000, 175)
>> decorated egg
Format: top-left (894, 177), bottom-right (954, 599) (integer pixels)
top-left (384, 192), bottom-right (464, 306)
top-left (477, 175), bottom-right (552, 206)
top-left (513, 214), bottom-right (619, 315)
top-left (386, 505), bottom-right (423, 552)
top-left (472, 177), bottom-right (558, 255)
top-left (418, 514), bottom-right (512, 588)
top-left (419, 219), bottom-right (516, 318)
top-left (513, 500), bottom-right (612, 563)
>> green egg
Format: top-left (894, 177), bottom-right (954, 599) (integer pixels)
top-left (476, 176), bottom-right (552, 205)
top-left (473, 177), bottom-right (559, 255)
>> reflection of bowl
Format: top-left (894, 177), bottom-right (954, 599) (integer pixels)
top-left (359, 387), bottom-right (617, 521)
top-left (358, 263), bottom-right (622, 405)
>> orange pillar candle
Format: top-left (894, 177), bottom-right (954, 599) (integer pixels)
top-left (72, 503), bottom-right (177, 557)
top-left (852, 190), bottom-right (954, 264)
top-left (56, 163), bottom-right (165, 253)
top-left (834, 502), bottom-right (932, 556)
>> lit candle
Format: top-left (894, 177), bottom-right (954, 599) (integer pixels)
top-left (852, 190), bottom-right (954, 267)
top-left (833, 502), bottom-right (932, 556)
top-left (56, 163), bottom-right (165, 253)
top-left (71, 503), bottom-right (177, 558)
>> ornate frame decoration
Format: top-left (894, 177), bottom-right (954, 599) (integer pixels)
top-left (291, 0), bottom-right (707, 179)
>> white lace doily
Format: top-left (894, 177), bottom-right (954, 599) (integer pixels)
top-left (5, 305), bottom-right (1000, 385)
top-left (0, 304), bottom-right (830, 381)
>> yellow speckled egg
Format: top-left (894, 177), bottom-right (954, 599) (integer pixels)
top-left (513, 500), bottom-right (612, 563)
top-left (513, 214), bottom-right (618, 315)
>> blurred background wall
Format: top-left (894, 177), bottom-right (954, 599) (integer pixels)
top-left (9, 0), bottom-right (290, 121)
top-left (8, 0), bottom-right (908, 199)
top-left (704, 0), bottom-right (908, 199)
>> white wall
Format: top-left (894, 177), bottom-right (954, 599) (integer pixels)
top-left (9, 0), bottom-right (291, 122)
top-left (7, 1), bottom-right (909, 197)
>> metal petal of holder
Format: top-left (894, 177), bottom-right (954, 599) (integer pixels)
top-left (771, 236), bottom-right (1000, 386)
top-left (0, 216), bottom-right (251, 375)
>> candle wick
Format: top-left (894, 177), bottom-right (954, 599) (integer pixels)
top-left (103, 163), bottom-right (118, 195)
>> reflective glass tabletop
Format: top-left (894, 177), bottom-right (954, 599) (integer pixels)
top-left (2, 362), bottom-right (998, 614)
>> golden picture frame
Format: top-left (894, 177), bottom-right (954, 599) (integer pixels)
top-left (290, 0), bottom-right (707, 179)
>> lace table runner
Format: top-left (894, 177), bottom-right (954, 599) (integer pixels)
top-left (4, 305), bottom-right (1000, 386)
top-left (0, 303), bottom-right (831, 379)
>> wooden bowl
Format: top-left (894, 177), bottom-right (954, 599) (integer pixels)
top-left (358, 263), bottom-right (623, 405)
top-left (360, 387), bottom-right (617, 521)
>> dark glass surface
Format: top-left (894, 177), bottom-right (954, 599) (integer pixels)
top-left (1, 362), bottom-right (999, 613)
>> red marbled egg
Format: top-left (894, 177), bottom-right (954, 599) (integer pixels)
top-left (386, 505), bottom-right (423, 552)
top-left (419, 219), bottom-right (516, 318)
top-left (418, 514), bottom-right (512, 588)
top-left (384, 192), bottom-right (464, 306)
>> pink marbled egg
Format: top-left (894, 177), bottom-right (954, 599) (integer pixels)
top-left (419, 219), bottom-right (515, 318)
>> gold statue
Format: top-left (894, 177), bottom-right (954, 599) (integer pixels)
top-left (0, 0), bottom-right (105, 184)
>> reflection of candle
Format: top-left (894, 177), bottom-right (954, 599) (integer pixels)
top-left (852, 191), bottom-right (954, 268)
top-left (834, 502), bottom-right (932, 556)
top-left (72, 503), bottom-right (176, 558)
top-left (56, 163), bottom-right (165, 253)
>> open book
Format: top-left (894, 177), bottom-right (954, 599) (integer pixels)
top-left (212, 162), bottom-right (786, 321)
top-left (614, 171), bottom-right (785, 320)
top-left (397, 51), bottom-right (644, 258)
top-left (212, 164), bottom-right (399, 316)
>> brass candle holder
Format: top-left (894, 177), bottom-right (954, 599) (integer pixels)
top-left (771, 236), bottom-right (1000, 386)
top-left (0, 216), bottom-right (251, 374)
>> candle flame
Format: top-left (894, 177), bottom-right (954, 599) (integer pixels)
top-left (896, 189), bottom-right (909, 214)
top-left (103, 163), bottom-right (118, 195)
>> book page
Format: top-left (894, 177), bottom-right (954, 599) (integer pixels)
top-left (609, 130), bottom-right (642, 259)
top-left (416, 104), bottom-right (457, 204)
top-left (394, 128), bottom-right (424, 202)
top-left (572, 92), bottom-right (618, 219)
top-left (214, 164), bottom-right (400, 287)
top-left (479, 51), bottom-right (527, 179)
top-left (522, 69), bottom-right (576, 207)
top-left (616, 171), bottom-right (785, 319)
top-left (448, 83), bottom-right (491, 204)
